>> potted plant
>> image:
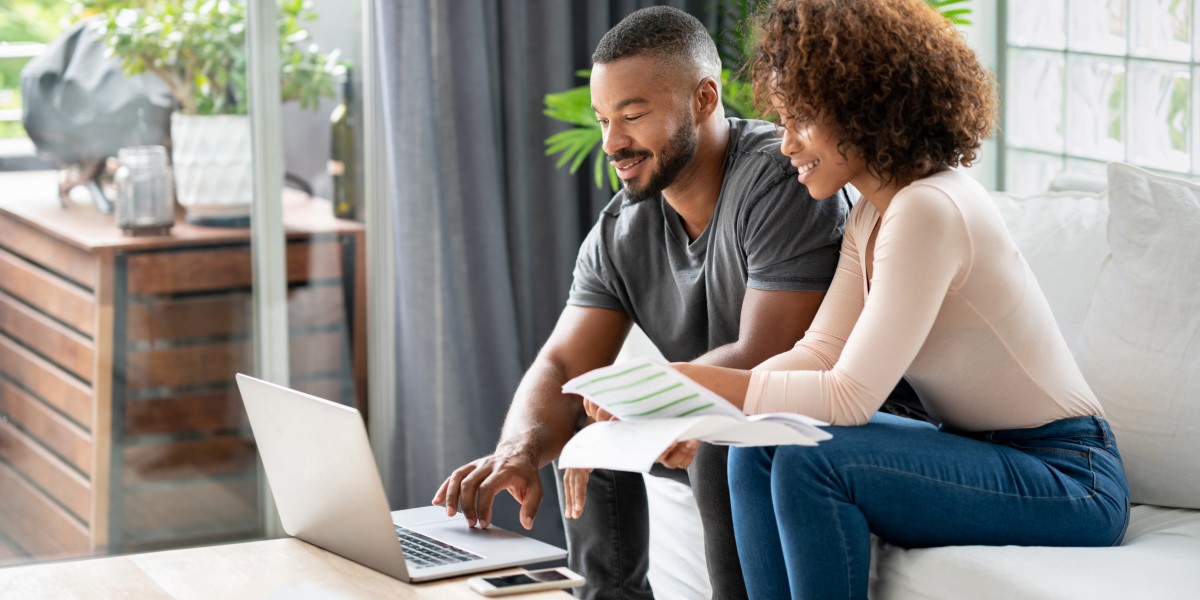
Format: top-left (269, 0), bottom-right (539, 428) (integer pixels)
top-left (544, 0), bottom-right (971, 192)
top-left (80, 0), bottom-right (344, 225)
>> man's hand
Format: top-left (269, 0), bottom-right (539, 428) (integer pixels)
top-left (563, 438), bottom-right (699, 521)
top-left (431, 451), bottom-right (543, 530)
top-left (657, 439), bottom-right (700, 469)
top-left (582, 397), bottom-right (618, 422)
top-left (562, 468), bottom-right (592, 519)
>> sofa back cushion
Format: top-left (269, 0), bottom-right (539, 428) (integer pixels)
top-left (1075, 162), bottom-right (1200, 510)
top-left (992, 189), bottom-right (1109, 351)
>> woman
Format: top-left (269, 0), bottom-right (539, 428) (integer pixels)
top-left (672, 1), bottom-right (1130, 598)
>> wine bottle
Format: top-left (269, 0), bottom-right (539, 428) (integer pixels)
top-left (330, 68), bottom-right (357, 220)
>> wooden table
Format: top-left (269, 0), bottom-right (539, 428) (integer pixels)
top-left (0, 171), bottom-right (367, 560)
top-left (0, 537), bottom-right (574, 599)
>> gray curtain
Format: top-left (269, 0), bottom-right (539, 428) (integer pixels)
top-left (373, 0), bottom-right (731, 546)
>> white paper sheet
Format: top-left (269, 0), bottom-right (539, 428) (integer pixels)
top-left (562, 358), bottom-right (744, 420)
top-left (559, 361), bottom-right (834, 472)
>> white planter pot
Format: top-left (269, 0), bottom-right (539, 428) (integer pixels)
top-left (171, 113), bottom-right (253, 225)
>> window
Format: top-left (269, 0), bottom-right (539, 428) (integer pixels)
top-left (0, 0), bottom-right (366, 568)
top-left (0, 43), bottom-right (41, 147)
top-left (1003, 0), bottom-right (1196, 194)
top-left (0, 1), bottom-right (72, 168)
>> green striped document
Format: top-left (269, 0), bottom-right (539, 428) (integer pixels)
top-left (559, 358), bottom-right (832, 472)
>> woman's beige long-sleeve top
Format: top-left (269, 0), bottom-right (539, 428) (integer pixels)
top-left (745, 170), bottom-right (1103, 431)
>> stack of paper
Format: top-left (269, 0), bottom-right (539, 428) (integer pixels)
top-left (558, 358), bottom-right (832, 472)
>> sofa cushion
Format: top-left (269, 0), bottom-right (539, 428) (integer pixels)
top-left (644, 473), bottom-right (711, 599)
top-left (1075, 163), bottom-right (1200, 509)
top-left (991, 189), bottom-right (1109, 352)
top-left (869, 505), bottom-right (1200, 600)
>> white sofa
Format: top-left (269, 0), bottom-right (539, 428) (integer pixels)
top-left (631, 162), bottom-right (1200, 600)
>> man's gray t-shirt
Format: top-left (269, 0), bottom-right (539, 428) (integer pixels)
top-left (568, 118), bottom-right (849, 362)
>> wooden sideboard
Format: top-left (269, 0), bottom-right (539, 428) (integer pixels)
top-left (0, 171), bottom-right (366, 564)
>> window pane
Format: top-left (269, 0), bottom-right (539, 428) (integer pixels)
top-left (0, 0), bottom-right (365, 568)
top-left (1, 38), bottom-right (57, 162)
top-left (1193, 64), bottom-right (1200, 173)
top-left (1194, 0), bottom-right (1200, 61)
top-left (1066, 55), bottom-right (1126, 161)
top-left (1006, 49), bottom-right (1066, 153)
top-left (1068, 0), bottom-right (1127, 55)
top-left (1128, 60), bottom-right (1191, 171)
top-left (1131, 0), bottom-right (1191, 60)
top-left (1009, 0), bottom-right (1067, 49)
top-left (1064, 157), bottom-right (1111, 180)
top-left (0, 57), bottom-right (28, 139)
top-left (1006, 150), bottom-right (1065, 196)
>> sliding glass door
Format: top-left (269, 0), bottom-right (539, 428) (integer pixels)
top-left (0, 0), bottom-right (367, 565)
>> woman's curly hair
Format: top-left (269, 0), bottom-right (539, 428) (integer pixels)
top-left (752, 0), bottom-right (997, 186)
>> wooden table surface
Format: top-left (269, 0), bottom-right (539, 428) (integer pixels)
top-left (0, 537), bottom-right (575, 599)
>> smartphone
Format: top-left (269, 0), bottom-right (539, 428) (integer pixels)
top-left (467, 567), bottom-right (586, 596)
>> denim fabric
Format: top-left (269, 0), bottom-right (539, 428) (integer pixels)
top-left (553, 382), bottom-right (928, 600)
top-left (729, 414), bottom-right (1130, 600)
top-left (553, 445), bottom-right (748, 600)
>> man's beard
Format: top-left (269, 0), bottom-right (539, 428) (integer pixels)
top-left (611, 118), bottom-right (697, 203)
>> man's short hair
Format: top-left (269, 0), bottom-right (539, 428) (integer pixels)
top-left (592, 6), bottom-right (722, 81)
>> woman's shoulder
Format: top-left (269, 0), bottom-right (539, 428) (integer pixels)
top-left (899, 170), bottom-right (989, 208)
top-left (890, 170), bottom-right (989, 223)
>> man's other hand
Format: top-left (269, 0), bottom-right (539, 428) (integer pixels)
top-left (431, 452), bottom-right (543, 530)
top-left (562, 467), bottom-right (592, 519)
top-left (657, 439), bottom-right (700, 469)
top-left (582, 397), bottom-right (618, 422)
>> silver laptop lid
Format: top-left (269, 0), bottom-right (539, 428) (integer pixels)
top-left (235, 373), bottom-right (411, 581)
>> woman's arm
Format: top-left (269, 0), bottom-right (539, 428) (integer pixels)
top-left (672, 210), bottom-right (870, 411)
top-left (748, 187), bottom-right (969, 424)
top-left (672, 363), bottom-right (754, 410)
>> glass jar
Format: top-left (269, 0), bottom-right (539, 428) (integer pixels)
top-left (115, 146), bottom-right (175, 236)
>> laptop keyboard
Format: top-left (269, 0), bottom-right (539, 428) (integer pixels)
top-left (395, 525), bottom-right (482, 569)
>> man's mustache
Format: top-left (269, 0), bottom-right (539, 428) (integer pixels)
top-left (607, 150), bottom-right (652, 164)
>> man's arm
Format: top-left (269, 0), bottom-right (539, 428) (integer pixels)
top-left (431, 306), bottom-right (631, 530)
top-left (498, 306), bottom-right (632, 466)
top-left (692, 288), bottom-right (825, 368)
top-left (647, 288), bottom-right (824, 470)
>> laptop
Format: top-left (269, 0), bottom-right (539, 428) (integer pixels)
top-left (235, 374), bottom-right (567, 582)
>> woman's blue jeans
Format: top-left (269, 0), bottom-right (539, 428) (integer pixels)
top-left (728, 414), bottom-right (1130, 600)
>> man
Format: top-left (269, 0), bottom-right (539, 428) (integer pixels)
top-left (432, 7), bottom-right (920, 599)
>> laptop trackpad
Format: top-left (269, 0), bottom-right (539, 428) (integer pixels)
top-left (414, 519), bottom-right (529, 552)
top-left (393, 507), bottom-right (528, 541)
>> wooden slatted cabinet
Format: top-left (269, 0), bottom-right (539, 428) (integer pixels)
top-left (0, 171), bottom-right (366, 563)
